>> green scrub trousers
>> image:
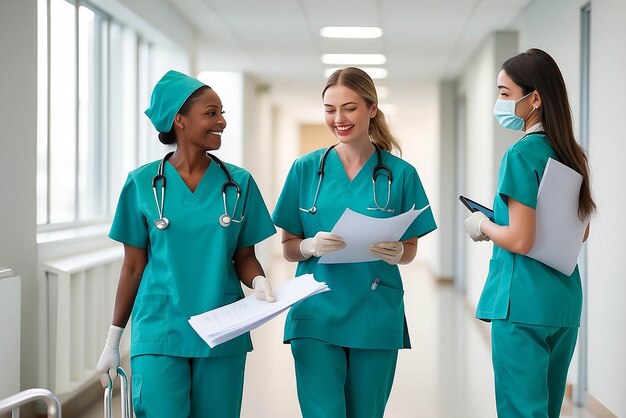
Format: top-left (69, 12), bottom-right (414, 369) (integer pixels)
top-left (290, 339), bottom-right (398, 418)
top-left (491, 320), bottom-right (578, 418)
top-left (131, 353), bottom-right (246, 418)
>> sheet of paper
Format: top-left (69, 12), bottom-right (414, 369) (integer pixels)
top-left (526, 158), bottom-right (587, 275)
top-left (188, 274), bottom-right (329, 348)
top-left (318, 205), bottom-right (430, 264)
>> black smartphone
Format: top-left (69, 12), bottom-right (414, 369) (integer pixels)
top-left (458, 195), bottom-right (495, 222)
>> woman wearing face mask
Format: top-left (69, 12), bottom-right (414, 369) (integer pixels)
top-left (464, 49), bottom-right (595, 417)
top-left (272, 67), bottom-right (436, 418)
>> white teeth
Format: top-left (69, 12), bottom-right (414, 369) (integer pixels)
top-left (336, 126), bottom-right (352, 131)
top-left (209, 131), bottom-right (222, 136)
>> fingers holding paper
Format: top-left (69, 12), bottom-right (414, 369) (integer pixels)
top-left (300, 231), bottom-right (347, 258)
top-left (252, 276), bottom-right (276, 303)
top-left (369, 241), bottom-right (404, 265)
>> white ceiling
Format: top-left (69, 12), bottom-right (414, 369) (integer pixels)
top-left (170, 0), bottom-right (531, 120)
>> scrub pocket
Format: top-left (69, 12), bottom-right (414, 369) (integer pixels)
top-left (367, 283), bottom-right (404, 332)
top-left (476, 259), bottom-right (503, 317)
top-left (132, 295), bottom-right (170, 343)
top-left (132, 375), bottom-right (145, 417)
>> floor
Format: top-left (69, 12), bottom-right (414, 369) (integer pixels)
top-left (81, 260), bottom-right (598, 418)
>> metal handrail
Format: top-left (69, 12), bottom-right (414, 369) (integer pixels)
top-left (104, 367), bottom-right (131, 418)
top-left (0, 388), bottom-right (61, 417)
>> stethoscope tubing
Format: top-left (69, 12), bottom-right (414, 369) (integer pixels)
top-left (299, 143), bottom-right (394, 214)
top-left (152, 151), bottom-right (243, 230)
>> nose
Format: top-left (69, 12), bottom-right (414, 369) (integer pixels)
top-left (217, 115), bottom-right (227, 128)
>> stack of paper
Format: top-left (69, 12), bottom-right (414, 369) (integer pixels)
top-left (188, 274), bottom-right (329, 348)
top-left (526, 158), bottom-right (588, 276)
top-left (319, 204), bottom-right (430, 264)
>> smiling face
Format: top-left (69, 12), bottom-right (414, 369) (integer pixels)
top-left (323, 84), bottom-right (377, 145)
top-left (175, 88), bottom-right (226, 152)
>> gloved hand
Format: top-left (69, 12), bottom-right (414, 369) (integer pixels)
top-left (369, 242), bottom-right (404, 265)
top-left (464, 211), bottom-right (490, 242)
top-left (252, 276), bottom-right (276, 303)
top-left (300, 231), bottom-right (346, 258)
top-left (96, 325), bottom-right (124, 388)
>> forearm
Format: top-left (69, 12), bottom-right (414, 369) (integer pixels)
top-left (481, 220), bottom-right (534, 255)
top-left (282, 235), bottom-right (307, 262)
top-left (398, 238), bottom-right (418, 265)
top-left (233, 246), bottom-right (265, 288)
top-left (111, 247), bottom-right (147, 327)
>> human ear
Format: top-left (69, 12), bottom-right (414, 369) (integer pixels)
top-left (174, 115), bottom-right (185, 129)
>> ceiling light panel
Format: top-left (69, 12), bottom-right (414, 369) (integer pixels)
top-left (320, 26), bottom-right (383, 39)
top-left (321, 54), bottom-right (387, 65)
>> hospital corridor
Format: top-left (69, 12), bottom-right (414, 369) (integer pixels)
top-left (2, 0), bottom-right (626, 417)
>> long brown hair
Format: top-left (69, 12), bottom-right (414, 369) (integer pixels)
top-left (502, 48), bottom-right (596, 220)
top-left (322, 67), bottom-right (402, 154)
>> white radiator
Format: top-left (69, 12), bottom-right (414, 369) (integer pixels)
top-left (0, 267), bottom-right (21, 399)
top-left (41, 246), bottom-right (125, 395)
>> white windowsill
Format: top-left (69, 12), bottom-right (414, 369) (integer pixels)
top-left (37, 220), bottom-right (112, 245)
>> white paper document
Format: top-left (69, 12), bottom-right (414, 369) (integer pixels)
top-left (526, 158), bottom-right (588, 276)
top-left (318, 205), bottom-right (430, 264)
top-left (188, 274), bottom-right (329, 348)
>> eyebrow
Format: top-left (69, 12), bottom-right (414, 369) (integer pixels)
top-left (497, 85), bottom-right (511, 90)
top-left (204, 105), bottom-right (219, 109)
top-left (324, 102), bottom-right (358, 107)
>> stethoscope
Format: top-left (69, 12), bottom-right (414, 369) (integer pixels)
top-left (152, 151), bottom-right (244, 230)
top-left (299, 144), bottom-right (394, 214)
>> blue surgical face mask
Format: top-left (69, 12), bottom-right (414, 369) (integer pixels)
top-left (493, 91), bottom-right (533, 131)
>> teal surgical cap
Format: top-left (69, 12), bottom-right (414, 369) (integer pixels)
top-left (145, 70), bottom-right (207, 133)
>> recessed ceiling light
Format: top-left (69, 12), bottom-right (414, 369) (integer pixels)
top-left (324, 67), bottom-right (388, 79)
top-left (320, 26), bottom-right (383, 39)
top-left (321, 54), bottom-right (387, 65)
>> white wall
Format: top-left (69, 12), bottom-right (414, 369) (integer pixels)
top-left (457, 32), bottom-right (520, 309)
top-left (586, 0), bottom-right (626, 415)
top-left (0, 0), bottom-right (40, 396)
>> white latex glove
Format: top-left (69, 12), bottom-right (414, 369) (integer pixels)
top-left (369, 242), bottom-right (404, 265)
top-left (464, 211), bottom-right (490, 242)
top-left (96, 325), bottom-right (124, 388)
top-left (252, 276), bottom-right (276, 303)
top-left (300, 231), bottom-right (346, 258)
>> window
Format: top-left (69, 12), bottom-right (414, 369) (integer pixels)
top-left (38, 0), bottom-right (154, 225)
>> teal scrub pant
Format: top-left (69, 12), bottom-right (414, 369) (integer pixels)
top-left (491, 320), bottom-right (578, 418)
top-left (130, 353), bottom-right (246, 418)
top-left (290, 338), bottom-right (398, 418)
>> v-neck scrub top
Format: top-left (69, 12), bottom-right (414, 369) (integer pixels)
top-left (109, 159), bottom-right (276, 358)
top-left (476, 132), bottom-right (583, 327)
top-left (272, 147), bottom-right (437, 349)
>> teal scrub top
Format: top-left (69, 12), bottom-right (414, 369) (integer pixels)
top-left (272, 147), bottom-right (437, 349)
top-left (109, 158), bottom-right (276, 358)
top-left (476, 133), bottom-right (583, 327)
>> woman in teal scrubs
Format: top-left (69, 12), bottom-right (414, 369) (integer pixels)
top-left (95, 70), bottom-right (276, 418)
top-left (464, 49), bottom-right (596, 417)
top-left (273, 67), bottom-right (437, 418)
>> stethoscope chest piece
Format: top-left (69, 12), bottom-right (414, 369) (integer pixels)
top-left (155, 217), bottom-right (170, 230)
top-left (219, 214), bottom-right (232, 228)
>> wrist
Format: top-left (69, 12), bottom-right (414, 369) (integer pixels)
top-left (106, 324), bottom-right (124, 346)
top-left (299, 239), bottom-right (313, 259)
top-left (251, 275), bottom-right (265, 289)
